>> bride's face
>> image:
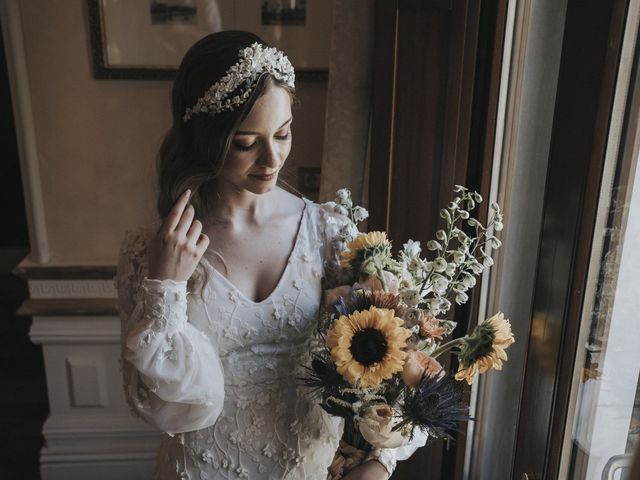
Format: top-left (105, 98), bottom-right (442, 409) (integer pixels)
top-left (219, 84), bottom-right (293, 195)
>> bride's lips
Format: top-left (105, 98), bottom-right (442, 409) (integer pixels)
top-left (249, 172), bottom-right (277, 181)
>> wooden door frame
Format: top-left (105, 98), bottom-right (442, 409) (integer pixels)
top-left (369, 0), bottom-right (508, 477)
top-left (512, 0), bottom-right (629, 478)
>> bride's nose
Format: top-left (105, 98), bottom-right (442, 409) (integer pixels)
top-left (258, 140), bottom-right (281, 168)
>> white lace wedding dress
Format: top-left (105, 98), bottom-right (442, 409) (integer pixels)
top-left (116, 199), bottom-right (427, 480)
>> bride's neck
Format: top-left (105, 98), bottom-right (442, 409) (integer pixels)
top-left (206, 182), bottom-right (277, 226)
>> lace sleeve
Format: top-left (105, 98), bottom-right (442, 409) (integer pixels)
top-left (368, 429), bottom-right (429, 475)
top-left (115, 229), bottom-right (224, 435)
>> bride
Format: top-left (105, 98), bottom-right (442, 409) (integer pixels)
top-left (115, 31), bottom-right (426, 479)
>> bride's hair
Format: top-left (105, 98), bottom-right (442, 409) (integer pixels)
top-left (156, 30), bottom-right (296, 294)
top-left (157, 30), bottom-right (295, 218)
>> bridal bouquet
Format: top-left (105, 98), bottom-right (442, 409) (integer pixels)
top-left (303, 186), bottom-right (514, 479)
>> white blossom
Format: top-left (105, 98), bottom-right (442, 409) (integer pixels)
top-left (400, 289), bottom-right (421, 308)
top-left (483, 256), bottom-right (494, 267)
top-left (470, 262), bottom-right (484, 274)
top-left (452, 251), bottom-right (466, 264)
top-left (445, 263), bottom-right (456, 276)
top-left (334, 205), bottom-right (349, 217)
top-left (427, 240), bottom-right (442, 251)
top-left (489, 237), bottom-right (502, 248)
top-left (432, 257), bottom-right (447, 273)
top-left (335, 188), bottom-right (351, 204)
top-left (408, 258), bottom-right (422, 272)
top-left (353, 206), bottom-right (369, 222)
top-left (455, 292), bottom-right (469, 305)
top-left (462, 273), bottom-right (476, 288)
top-left (403, 239), bottom-right (421, 257)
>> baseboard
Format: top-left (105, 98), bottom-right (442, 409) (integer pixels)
top-left (40, 456), bottom-right (155, 480)
top-left (40, 414), bottom-right (161, 480)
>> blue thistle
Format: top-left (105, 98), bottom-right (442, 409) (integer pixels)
top-left (397, 374), bottom-right (470, 440)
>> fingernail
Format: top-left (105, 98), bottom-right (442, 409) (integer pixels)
top-left (185, 189), bottom-right (191, 197)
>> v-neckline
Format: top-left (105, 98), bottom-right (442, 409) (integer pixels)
top-left (204, 199), bottom-right (309, 305)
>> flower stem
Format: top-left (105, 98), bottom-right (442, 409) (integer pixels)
top-left (376, 264), bottom-right (388, 292)
top-left (431, 337), bottom-right (467, 359)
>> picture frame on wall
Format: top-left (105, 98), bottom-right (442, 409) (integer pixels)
top-left (87, 0), bottom-right (331, 81)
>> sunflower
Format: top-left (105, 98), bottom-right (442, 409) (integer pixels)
top-left (455, 312), bottom-right (515, 385)
top-left (326, 306), bottom-right (412, 388)
top-left (340, 231), bottom-right (392, 275)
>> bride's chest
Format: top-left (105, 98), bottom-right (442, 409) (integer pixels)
top-left (187, 234), bottom-right (325, 354)
top-left (207, 214), bottom-right (307, 303)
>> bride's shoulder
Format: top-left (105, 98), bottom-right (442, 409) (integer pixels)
top-left (118, 222), bottom-right (160, 258)
top-left (272, 187), bottom-right (350, 232)
top-left (315, 200), bottom-right (349, 226)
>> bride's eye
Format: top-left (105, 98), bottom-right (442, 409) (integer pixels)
top-left (233, 141), bottom-right (256, 151)
top-left (275, 131), bottom-right (291, 141)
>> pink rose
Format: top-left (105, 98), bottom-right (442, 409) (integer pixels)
top-left (402, 350), bottom-right (443, 388)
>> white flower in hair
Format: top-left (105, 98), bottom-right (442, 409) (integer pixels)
top-left (183, 42), bottom-right (295, 122)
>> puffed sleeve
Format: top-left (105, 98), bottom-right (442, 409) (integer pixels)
top-left (115, 228), bottom-right (224, 435)
top-left (317, 202), bottom-right (430, 476)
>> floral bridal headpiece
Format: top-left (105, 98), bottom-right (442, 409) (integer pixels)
top-left (182, 42), bottom-right (295, 122)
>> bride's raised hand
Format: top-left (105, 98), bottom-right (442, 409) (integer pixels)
top-left (148, 189), bottom-right (210, 282)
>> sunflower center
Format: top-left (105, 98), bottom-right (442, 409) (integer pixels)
top-left (349, 328), bottom-right (388, 366)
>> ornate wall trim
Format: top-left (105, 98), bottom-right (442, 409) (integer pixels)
top-left (28, 279), bottom-right (117, 299)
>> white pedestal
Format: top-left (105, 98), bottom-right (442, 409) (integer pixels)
top-left (25, 278), bottom-right (161, 480)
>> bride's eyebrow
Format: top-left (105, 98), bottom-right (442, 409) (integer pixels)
top-left (235, 117), bottom-right (293, 136)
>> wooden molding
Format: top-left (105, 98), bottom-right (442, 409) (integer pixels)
top-left (17, 298), bottom-right (117, 317)
top-left (13, 264), bottom-right (116, 280)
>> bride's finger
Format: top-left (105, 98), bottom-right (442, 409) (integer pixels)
top-left (161, 189), bottom-right (191, 235)
top-left (175, 204), bottom-right (195, 237)
top-left (186, 219), bottom-right (202, 246)
top-left (196, 233), bottom-right (210, 253)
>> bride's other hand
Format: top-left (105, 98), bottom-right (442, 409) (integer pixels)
top-left (148, 189), bottom-right (210, 282)
top-left (340, 460), bottom-right (389, 480)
